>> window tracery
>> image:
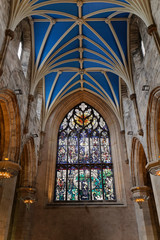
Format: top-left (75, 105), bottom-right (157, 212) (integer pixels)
top-left (55, 102), bottom-right (115, 202)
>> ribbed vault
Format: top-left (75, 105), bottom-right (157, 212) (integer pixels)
top-left (7, 0), bottom-right (155, 128)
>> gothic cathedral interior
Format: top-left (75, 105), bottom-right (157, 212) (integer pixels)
top-left (0, 0), bottom-right (160, 239)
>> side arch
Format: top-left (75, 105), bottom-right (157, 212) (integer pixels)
top-left (130, 138), bottom-right (148, 187)
top-left (130, 137), bottom-right (160, 238)
top-left (0, 89), bottom-right (20, 162)
top-left (19, 137), bottom-right (37, 188)
top-left (147, 86), bottom-right (160, 162)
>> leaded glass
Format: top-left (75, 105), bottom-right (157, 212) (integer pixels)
top-left (55, 102), bottom-right (116, 202)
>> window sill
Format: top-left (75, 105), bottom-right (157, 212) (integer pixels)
top-left (45, 200), bottom-right (126, 208)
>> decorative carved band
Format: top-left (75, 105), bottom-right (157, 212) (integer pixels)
top-left (147, 24), bottom-right (157, 36)
top-left (130, 93), bottom-right (136, 101)
top-left (5, 29), bottom-right (14, 40)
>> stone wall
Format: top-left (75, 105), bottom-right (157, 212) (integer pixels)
top-left (0, 0), bottom-right (42, 239)
top-left (122, 0), bottom-right (160, 236)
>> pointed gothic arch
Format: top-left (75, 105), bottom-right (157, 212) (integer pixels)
top-left (147, 86), bottom-right (160, 163)
top-left (17, 137), bottom-right (37, 204)
top-left (43, 91), bottom-right (126, 204)
top-left (130, 138), bottom-right (148, 187)
top-left (19, 137), bottom-right (37, 188)
top-left (0, 89), bottom-right (20, 163)
top-left (130, 137), bottom-right (160, 239)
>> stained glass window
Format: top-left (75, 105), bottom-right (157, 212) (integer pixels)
top-left (55, 103), bottom-right (116, 202)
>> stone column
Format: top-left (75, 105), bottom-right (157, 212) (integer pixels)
top-left (130, 94), bottom-right (143, 136)
top-left (150, 175), bottom-right (160, 225)
top-left (23, 95), bottom-right (34, 134)
top-left (0, 178), bottom-right (17, 240)
top-left (38, 131), bottom-right (46, 165)
top-left (131, 186), bottom-right (159, 240)
top-left (0, 29), bottom-right (14, 76)
top-left (10, 200), bottom-right (33, 240)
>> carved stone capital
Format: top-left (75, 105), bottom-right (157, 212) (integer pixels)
top-left (120, 130), bottom-right (125, 135)
top-left (0, 161), bottom-right (21, 179)
top-left (17, 187), bottom-right (37, 204)
top-left (5, 29), bottom-right (14, 40)
top-left (77, 0), bottom-right (83, 7)
top-left (28, 94), bottom-right (34, 102)
top-left (146, 160), bottom-right (160, 176)
top-left (130, 93), bottom-right (136, 101)
top-left (147, 24), bottom-right (157, 36)
top-left (138, 128), bottom-right (144, 136)
top-left (131, 186), bottom-right (150, 196)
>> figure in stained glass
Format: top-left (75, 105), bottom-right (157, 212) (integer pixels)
top-left (55, 102), bottom-right (115, 202)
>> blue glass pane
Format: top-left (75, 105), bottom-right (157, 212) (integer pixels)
top-left (58, 146), bottom-right (67, 164)
top-left (59, 131), bottom-right (67, 145)
top-left (90, 145), bottom-right (100, 163)
top-left (68, 145), bottom-right (78, 164)
top-left (79, 131), bottom-right (89, 164)
top-left (68, 132), bottom-right (78, 145)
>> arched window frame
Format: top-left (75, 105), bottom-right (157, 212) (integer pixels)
top-left (54, 103), bottom-right (116, 202)
top-left (44, 92), bottom-right (126, 206)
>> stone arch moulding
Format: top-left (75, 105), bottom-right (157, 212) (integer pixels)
top-left (17, 137), bottom-right (37, 204)
top-left (44, 91), bottom-right (126, 205)
top-left (0, 89), bottom-right (21, 179)
top-left (0, 89), bottom-right (21, 162)
top-left (130, 137), bottom-right (160, 239)
top-left (147, 86), bottom-right (160, 163)
top-left (130, 137), bottom-right (148, 187)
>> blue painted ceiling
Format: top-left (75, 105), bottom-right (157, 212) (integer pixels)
top-left (31, 1), bottom-right (130, 110)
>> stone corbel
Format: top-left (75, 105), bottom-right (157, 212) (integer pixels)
top-left (17, 187), bottom-right (37, 207)
top-left (0, 160), bottom-right (21, 179)
top-left (147, 24), bottom-right (160, 54)
top-left (23, 94), bottom-right (34, 134)
top-left (0, 29), bottom-right (14, 76)
top-left (130, 94), bottom-right (143, 136)
top-left (146, 159), bottom-right (160, 176)
top-left (131, 186), bottom-right (150, 208)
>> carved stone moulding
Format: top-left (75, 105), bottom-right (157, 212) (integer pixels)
top-left (131, 186), bottom-right (150, 208)
top-left (0, 160), bottom-right (21, 179)
top-left (17, 187), bottom-right (37, 206)
top-left (146, 160), bottom-right (160, 176)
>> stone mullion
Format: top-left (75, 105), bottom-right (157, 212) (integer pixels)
top-left (0, 29), bottom-right (14, 76)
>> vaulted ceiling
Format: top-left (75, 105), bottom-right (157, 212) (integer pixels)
top-left (8, 0), bottom-right (154, 128)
